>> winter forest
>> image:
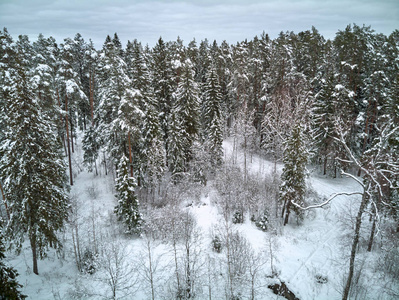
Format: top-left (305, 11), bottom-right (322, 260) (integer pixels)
top-left (0, 24), bottom-right (398, 299)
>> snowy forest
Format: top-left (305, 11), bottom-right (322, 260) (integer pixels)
top-left (0, 24), bottom-right (398, 299)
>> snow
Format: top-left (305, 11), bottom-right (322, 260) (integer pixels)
top-left (5, 134), bottom-right (395, 299)
top-left (65, 79), bottom-right (78, 95)
top-left (335, 84), bottom-right (344, 91)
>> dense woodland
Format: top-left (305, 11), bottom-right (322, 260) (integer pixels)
top-left (0, 24), bottom-right (398, 299)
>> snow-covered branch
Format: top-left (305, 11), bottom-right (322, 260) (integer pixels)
top-left (341, 171), bottom-right (365, 189)
top-left (291, 191), bottom-right (363, 211)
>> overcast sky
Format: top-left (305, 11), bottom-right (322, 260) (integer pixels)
top-left (1, 0), bottom-right (398, 48)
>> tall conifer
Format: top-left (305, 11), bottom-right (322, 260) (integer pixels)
top-left (0, 36), bottom-right (69, 275)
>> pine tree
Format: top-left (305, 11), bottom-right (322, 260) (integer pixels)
top-left (114, 155), bottom-right (142, 234)
top-left (57, 38), bottom-right (87, 185)
top-left (279, 124), bottom-right (309, 225)
top-left (125, 38), bottom-right (162, 185)
top-left (96, 36), bottom-right (134, 162)
top-left (32, 33), bottom-right (58, 115)
top-left (0, 225), bottom-right (26, 299)
top-left (0, 36), bottom-right (69, 275)
top-left (112, 86), bottom-right (143, 177)
top-left (71, 33), bottom-right (91, 131)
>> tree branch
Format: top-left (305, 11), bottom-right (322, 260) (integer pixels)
top-left (291, 191), bottom-right (363, 211)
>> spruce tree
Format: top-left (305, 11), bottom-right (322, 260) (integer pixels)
top-left (174, 59), bottom-right (201, 159)
top-left (167, 106), bottom-right (187, 183)
top-left (141, 99), bottom-right (166, 189)
top-left (0, 36), bottom-right (69, 275)
top-left (203, 66), bottom-right (224, 168)
top-left (279, 124), bottom-right (309, 225)
top-left (114, 155), bottom-right (142, 234)
top-left (313, 74), bottom-right (338, 175)
top-left (125, 38), bottom-right (161, 185)
top-left (82, 126), bottom-right (100, 174)
top-left (0, 28), bottom-right (14, 144)
top-left (151, 37), bottom-right (173, 149)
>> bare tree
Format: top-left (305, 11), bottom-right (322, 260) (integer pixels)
top-left (69, 194), bottom-right (82, 272)
top-left (138, 232), bottom-right (167, 300)
top-left (95, 237), bottom-right (140, 300)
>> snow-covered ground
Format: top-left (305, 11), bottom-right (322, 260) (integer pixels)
top-left (6, 137), bottom-right (396, 299)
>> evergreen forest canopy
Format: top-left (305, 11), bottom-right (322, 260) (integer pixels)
top-left (0, 24), bottom-right (398, 299)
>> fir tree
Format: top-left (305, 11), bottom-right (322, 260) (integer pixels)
top-left (114, 155), bottom-right (142, 235)
top-left (279, 124), bottom-right (309, 225)
top-left (0, 37), bottom-right (69, 275)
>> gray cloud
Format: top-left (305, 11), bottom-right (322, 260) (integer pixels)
top-left (1, 0), bottom-right (398, 47)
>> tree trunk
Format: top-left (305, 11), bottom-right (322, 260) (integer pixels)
top-left (57, 89), bottom-right (68, 157)
top-left (65, 94), bottom-right (73, 186)
top-left (128, 132), bottom-right (133, 177)
top-left (207, 258), bottom-right (212, 300)
top-left (283, 201), bottom-right (291, 226)
top-left (244, 134), bottom-right (247, 184)
top-left (367, 216), bottom-right (376, 252)
top-left (342, 191), bottom-right (368, 300)
top-left (90, 70), bottom-right (94, 126)
top-left (70, 112), bottom-right (74, 153)
top-left (0, 181), bottom-right (10, 220)
top-left (103, 152), bottom-right (108, 176)
top-left (186, 246), bottom-right (191, 299)
top-left (147, 240), bottom-right (155, 300)
top-left (94, 160), bottom-right (98, 176)
top-left (323, 157), bottom-right (327, 176)
top-left (72, 228), bottom-right (81, 272)
top-left (172, 238), bottom-right (181, 296)
top-left (30, 233), bottom-right (39, 275)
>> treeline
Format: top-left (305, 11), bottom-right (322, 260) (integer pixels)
top-left (0, 24), bottom-right (398, 298)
